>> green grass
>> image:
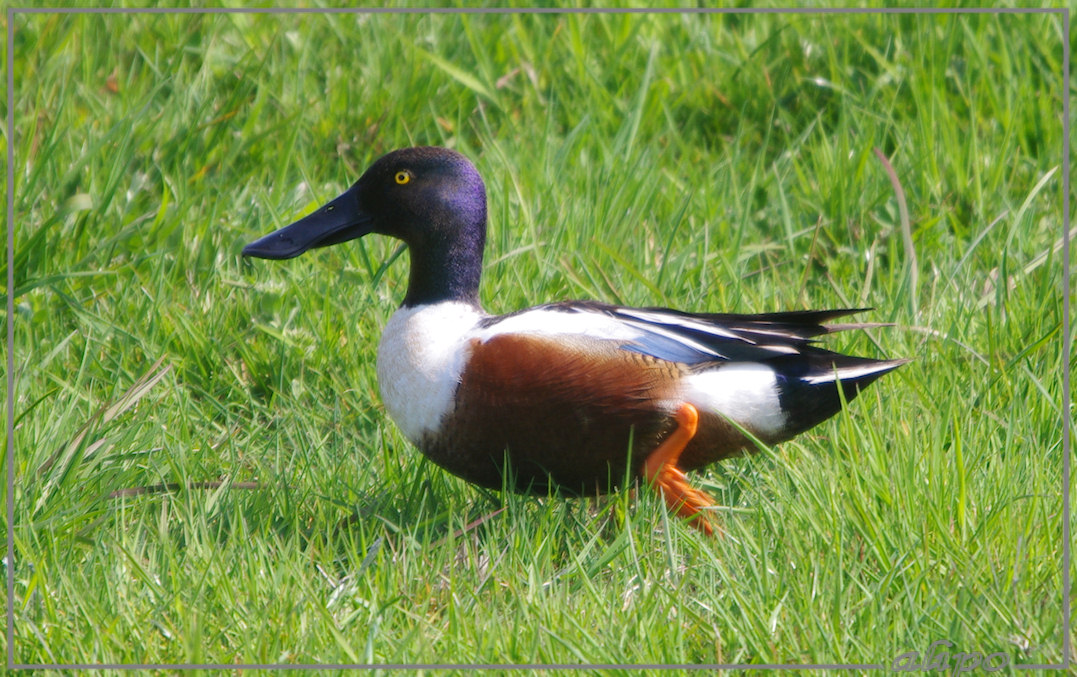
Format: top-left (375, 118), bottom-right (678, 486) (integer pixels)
top-left (5, 5), bottom-right (1072, 671)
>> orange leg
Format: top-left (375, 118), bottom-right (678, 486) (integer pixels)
top-left (642, 403), bottom-right (717, 536)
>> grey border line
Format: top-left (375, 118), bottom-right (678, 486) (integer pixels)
top-left (1061, 7), bottom-right (1072, 672)
top-left (5, 6), bottom-right (1070, 14)
top-left (6, 4), bottom-right (15, 673)
top-left (4, 6), bottom-right (1068, 13)
top-left (4, 5), bottom-right (1070, 672)
top-left (14, 663), bottom-right (887, 671)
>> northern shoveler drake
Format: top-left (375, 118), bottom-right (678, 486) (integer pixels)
top-left (243, 146), bottom-right (906, 535)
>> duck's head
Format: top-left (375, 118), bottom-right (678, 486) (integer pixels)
top-left (243, 146), bottom-right (487, 307)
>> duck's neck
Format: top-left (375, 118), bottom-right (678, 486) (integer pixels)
top-left (402, 229), bottom-right (485, 308)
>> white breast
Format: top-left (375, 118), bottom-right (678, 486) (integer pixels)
top-left (375, 302), bottom-right (485, 444)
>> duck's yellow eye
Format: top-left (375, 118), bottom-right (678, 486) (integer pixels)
top-left (394, 170), bottom-right (412, 185)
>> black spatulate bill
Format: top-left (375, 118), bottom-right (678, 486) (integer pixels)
top-left (243, 185), bottom-right (372, 260)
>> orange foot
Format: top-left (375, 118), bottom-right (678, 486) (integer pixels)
top-left (642, 403), bottom-right (717, 536)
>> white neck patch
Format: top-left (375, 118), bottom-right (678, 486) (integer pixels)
top-left (376, 302), bottom-right (485, 444)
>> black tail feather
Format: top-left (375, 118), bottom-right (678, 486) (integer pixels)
top-left (774, 353), bottom-right (908, 438)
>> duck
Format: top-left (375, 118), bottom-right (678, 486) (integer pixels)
top-left (243, 146), bottom-right (906, 535)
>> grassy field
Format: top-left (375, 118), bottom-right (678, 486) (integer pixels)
top-left (5, 5), bottom-right (1072, 671)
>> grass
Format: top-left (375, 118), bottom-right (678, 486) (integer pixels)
top-left (5, 4), bottom-right (1072, 671)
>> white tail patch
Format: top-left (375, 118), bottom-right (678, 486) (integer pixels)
top-left (681, 364), bottom-right (786, 438)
